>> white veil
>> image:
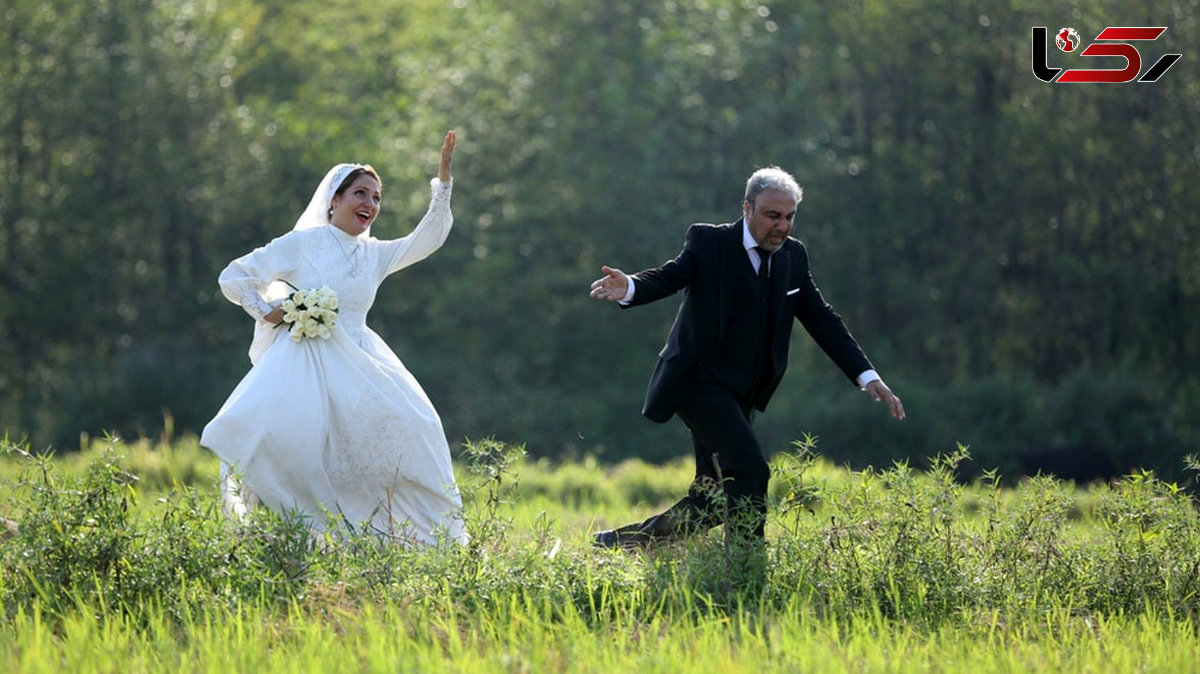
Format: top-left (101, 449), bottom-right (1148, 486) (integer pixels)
top-left (247, 162), bottom-right (367, 364)
top-left (292, 162), bottom-right (366, 232)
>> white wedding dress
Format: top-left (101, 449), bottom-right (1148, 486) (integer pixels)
top-left (201, 179), bottom-right (467, 545)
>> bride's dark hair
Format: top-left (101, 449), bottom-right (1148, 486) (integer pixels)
top-left (334, 165), bottom-right (382, 196)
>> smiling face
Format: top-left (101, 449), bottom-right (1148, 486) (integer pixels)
top-left (743, 188), bottom-right (797, 252)
top-left (329, 173), bottom-right (382, 236)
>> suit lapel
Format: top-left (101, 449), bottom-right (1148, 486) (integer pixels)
top-left (717, 222), bottom-right (744, 345)
top-left (768, 245), bottom-right (791, 318)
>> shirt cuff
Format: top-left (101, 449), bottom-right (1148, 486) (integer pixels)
top-left (857, 370), bottom-right (880, 389)
top-left (619, 277), bottom-right (636, 305)
top-left (430, 178), bottom-right (452, 205)
top-left (239, 293), bottom-right (274, 322)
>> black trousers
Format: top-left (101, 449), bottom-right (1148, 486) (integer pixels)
top-left (613, 377), bottom-right (770, 544)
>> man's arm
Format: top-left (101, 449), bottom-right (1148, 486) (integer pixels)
top-left (792, 243), bottom-right (905, 420)
top-left (589, 226), bottom-right (701, 306)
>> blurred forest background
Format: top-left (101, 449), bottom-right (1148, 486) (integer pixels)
top-left (2, 0), bottom-right (1197, 481)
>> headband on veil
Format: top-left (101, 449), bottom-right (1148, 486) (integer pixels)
top-left (292, 163), bottom-right (367, 232)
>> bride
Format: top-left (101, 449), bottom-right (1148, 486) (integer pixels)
top-left (201, 131), bottom-right (467, 546)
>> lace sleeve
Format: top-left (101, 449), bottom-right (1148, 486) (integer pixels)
top-left (375, 178), bottom-right (453, 277)
top-left (218, 232), bottom-right (304, 321)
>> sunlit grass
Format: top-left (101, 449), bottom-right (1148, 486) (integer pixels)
top-left (4, 598), bottom-right (1199, 673)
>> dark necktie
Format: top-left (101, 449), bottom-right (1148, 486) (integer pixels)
top-left (755, 247), bottom-right (771, 289)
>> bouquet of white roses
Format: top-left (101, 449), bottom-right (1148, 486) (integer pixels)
top-left (278, 284), bottom-right (339, 342)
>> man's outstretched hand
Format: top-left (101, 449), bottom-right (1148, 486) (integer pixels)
top-left (589, 266), bottom-right (631, 302)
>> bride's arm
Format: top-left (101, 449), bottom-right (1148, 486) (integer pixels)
top-left (376, 131), bottom-right (456, 276)
top-left (376, 179), bottom-right (453, 276)
top-left (218, 232), bottom-right (303, 323)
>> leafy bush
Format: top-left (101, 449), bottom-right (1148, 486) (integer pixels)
top-left (0, 437), bottom-right (313, 622)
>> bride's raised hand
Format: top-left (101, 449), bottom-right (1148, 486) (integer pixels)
top-left (438, 130), bottom-right (456, 183)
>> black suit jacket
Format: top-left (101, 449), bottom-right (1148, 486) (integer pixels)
top-left (628, 221), bottom-right (873, 423)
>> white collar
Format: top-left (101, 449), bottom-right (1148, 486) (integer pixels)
top-left (326, 223), bottom-right (367, 243)
top-left (741, 219), bottom-right (759, 253)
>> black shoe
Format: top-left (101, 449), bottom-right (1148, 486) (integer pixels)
top-left (593, 527), bottom-right (658, 551)
top-left (592, 529), bottom-right (620, 549)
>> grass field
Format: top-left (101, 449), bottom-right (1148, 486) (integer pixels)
top-left (2, 434), bottom-right (1199, 672)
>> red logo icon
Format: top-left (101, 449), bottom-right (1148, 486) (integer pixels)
top-left (1056, 27), bottom-right (1080, 52)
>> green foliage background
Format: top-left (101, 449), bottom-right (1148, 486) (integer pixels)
top-left (1, 0), bottom-right (1197, 478)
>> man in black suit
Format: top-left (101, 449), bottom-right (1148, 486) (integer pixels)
top-left (589, 166), bottom-right (904, 550)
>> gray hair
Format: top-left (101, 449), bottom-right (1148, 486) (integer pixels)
top-left (744, 166), bottom-right (803, 207)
